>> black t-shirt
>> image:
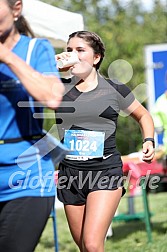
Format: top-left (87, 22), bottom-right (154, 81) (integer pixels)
top-left (56, 73), bottom-right (135, 170)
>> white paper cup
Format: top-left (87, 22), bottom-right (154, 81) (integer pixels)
top-left (57, 52), bottom-right (79, 69)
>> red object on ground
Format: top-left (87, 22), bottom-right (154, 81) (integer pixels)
top-left (122, 160), bottom-right (166, 196)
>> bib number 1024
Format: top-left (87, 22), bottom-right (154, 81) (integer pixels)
top-left (64, 130), bottom-right (105, 158)
top-left (69, 139), bottom-right (97, 152)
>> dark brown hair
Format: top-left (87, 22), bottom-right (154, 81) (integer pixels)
top-left (68, 31), bottom-right (105, 70)
top-left (7, 0), bottom-right (35, 37)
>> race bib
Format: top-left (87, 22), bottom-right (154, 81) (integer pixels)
top-left (64, 130), bottom-right (105, 160)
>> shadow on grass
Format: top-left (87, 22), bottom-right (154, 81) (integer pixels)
top-left (39, 232), bottom-right (78, 252)
top-left (152, 222), bottom-right (167, 234)
top-left (59, 244), bottom-right (78, 252)
top-left (39, 237), bottom-right (75, 252)
top-left (38, 239), bottom-right (55, 249)
top-left (108, 221), bottom-right (167, 241)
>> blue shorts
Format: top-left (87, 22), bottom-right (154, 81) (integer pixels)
top-left (57, 163), bottom-right (126, 205)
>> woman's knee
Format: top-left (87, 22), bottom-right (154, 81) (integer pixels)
top-left (83, 236), bottom-right (103, 252)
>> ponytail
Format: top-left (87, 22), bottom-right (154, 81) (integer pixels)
top-left (15, 15), bottom-right (35, 38)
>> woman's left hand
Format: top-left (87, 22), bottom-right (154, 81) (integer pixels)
top-left (142, 142), bottom-right (155, 163)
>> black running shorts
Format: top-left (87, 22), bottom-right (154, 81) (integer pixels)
top-left (57, 163), bottom-right (126, 205)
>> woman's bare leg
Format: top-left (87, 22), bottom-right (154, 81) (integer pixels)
top-left (64, 188), bottom-right (122, 252)
top-left (64, 204), bottom-right (86, 251)
top-left (82, 188), bottom-right (122, 252)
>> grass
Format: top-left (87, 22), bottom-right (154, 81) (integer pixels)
top-left (35, 192), bottom-right (167, 252)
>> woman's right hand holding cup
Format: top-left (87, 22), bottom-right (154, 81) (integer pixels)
top-left (56, 52), bottom-right (79, 70)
